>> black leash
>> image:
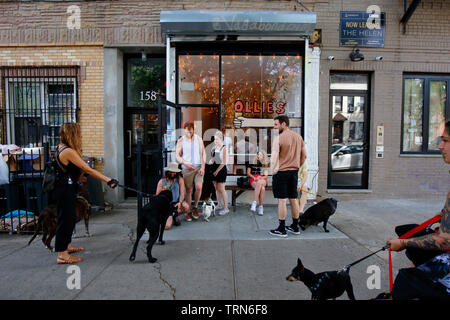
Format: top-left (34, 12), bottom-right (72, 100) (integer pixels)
top-left (118, 184), bottom-right (153, 198)
top-left (342, 245), bottom-right (390, 272)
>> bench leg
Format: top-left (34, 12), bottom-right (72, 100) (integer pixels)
top-left (232, 190), bottom-right (237, 212)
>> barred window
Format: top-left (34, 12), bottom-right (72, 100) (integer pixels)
top-left (1, 67), bottom-right (78, 151)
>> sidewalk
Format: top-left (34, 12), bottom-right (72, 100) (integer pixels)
top-left (0, 197), bottom-right (444, 300)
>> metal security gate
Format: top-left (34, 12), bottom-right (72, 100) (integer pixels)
top-left (0, 66), bottom-right (79, 234)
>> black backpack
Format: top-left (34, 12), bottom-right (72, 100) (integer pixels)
top-left (41, 147), bottom-right (68, 193)
top-left (42, 158), bottom-right (57, 193)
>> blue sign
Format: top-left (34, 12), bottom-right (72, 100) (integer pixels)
top-left (340, 11), bottom-right (385, 47)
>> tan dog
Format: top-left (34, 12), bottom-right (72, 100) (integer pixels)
top-left (28, 195), bottom-right (91, 251)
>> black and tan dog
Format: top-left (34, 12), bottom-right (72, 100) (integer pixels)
top-left (287, 258), bottom-right (356, 300)
top-left (129, 190), bottom-right (173, 263)
top-left (27, 195), bottom-right (91, 251)
top-left (299, 198), bottom-right (338, 233)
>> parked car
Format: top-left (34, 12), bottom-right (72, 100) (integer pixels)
top-left (331, 143), bottom-right (363, 171)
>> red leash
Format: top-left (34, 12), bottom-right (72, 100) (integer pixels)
top-left (388, 213), bottom-right (442, 292)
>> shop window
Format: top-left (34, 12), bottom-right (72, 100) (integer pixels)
top-left (177, 51), bottom-right (303, 175)
top-left (402, 75), bottom-right (449, 154)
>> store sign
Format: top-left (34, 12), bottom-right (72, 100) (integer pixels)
top-left (340, 11), bottom-right (385, 47)
top-left (234, 100), bottom-right (286, 114)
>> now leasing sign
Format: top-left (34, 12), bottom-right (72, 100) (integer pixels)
top-left (340, 10), bottom-right (386, 47)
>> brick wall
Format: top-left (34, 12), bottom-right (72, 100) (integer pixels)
top-left (315, 0), bottom-right (450, 200)
top-left (0, 44), bottom-right (105, 172)
top-left (0, 0), bottom-right (314, 45)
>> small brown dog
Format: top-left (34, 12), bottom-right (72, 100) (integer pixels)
top-left (28, 195), bottom-right (91, 251)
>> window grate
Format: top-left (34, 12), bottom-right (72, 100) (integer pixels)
top-left (0, 67), bottom-right (79, 152)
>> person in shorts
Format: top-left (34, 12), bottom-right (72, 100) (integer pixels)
top-left (387, 120), bottom-right (450, 300)
top-left (175, 122), bottom-right (206, 221)
top-left (209, 131), bottom-right (229, 215)
top-left (269, 115), bottom-right (307, 237)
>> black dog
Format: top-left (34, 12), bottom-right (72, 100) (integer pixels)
top-left (129, 190), bottom-right (173, 263)
top-left (299, 198), bottom-right (338, 233)
top-left (287, 258), bottom-right (356, 300)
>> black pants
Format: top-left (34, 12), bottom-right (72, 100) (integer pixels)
top-left (395, 224), bottom-right (444, 266)
top-left (54, 182), bottom-right (78, 252)
top-left (392, 267), bottom-right (450, 301)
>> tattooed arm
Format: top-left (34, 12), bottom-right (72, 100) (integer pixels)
top-left (388, 191), bottom-right (450, 252)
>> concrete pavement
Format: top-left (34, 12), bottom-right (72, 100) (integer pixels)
top-left (0, 196), bottom-right (444, 300)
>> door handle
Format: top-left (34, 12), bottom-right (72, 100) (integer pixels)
top-left (127, 130), bottom-right (132, 158)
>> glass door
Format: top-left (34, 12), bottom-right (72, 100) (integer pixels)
top-left (328, 73), bottom-right (370, 189)
top-left (125, 110), bottom-right (161, 195)
top-left (124, 55), bottom-right (165, 196)
top-left (160, 99), bottom-right (181, 168)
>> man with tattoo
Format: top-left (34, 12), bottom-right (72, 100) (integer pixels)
top-left (387, 121), bottom-right (450, 300)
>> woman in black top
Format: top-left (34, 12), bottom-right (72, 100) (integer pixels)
top-left (54, 123), bottom-right (117, 264)
top-left (209, 131), bottom-right (229, 215)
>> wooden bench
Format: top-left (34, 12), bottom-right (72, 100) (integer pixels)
top-left (225, 185), bottom-right (272, 211)
top-left (225, 185), bottom-right (321, 211)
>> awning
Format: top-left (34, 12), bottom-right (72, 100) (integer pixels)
top-left (160, 10), bottom-right (316, 37)
top-left (333, 113), bottom-right (348, 122)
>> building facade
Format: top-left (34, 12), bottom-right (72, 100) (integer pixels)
top-left (0, 0), bottom-right (448, 205)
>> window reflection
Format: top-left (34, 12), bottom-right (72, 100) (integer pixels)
top-left (127, 58), bottom-right (165, 108)
top-left (428, 81), bottom-right (446, 150)
top-left (178, 55), bottom-right (219, 104)
top-left (403, 78), bottom-right (424, 152)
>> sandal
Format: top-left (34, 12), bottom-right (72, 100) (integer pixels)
top-left (57, 255), bottom-right (82, 264)
top-left (68, 246), bottom-right (84, 253)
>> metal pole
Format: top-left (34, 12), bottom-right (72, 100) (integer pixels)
top-left (137, 138), bottom-right (142, 216)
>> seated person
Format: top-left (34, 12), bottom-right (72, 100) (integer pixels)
top-left (155, 162), bottom-right (190, 230)
top-left (387, 121), bottom-right (450, 300)
top-left (247, 150), bottom-right (269, 216)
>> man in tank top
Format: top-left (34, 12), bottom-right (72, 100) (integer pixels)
top-left (176, 121), bottom-right (206, 221)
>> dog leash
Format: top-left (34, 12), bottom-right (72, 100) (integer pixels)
top-left (118, 184), bottom-right (153, 198)
top-left (303, 189), bottom-right (326, 199)
top-left (342, 245), bottom-right (391, 272)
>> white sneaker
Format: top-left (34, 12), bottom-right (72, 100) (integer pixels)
top-left (257, 205), bottom-right (264, 216)
top-left (250, 201), bottom-right (257, 212)
top-left (218, 208), bottom-right (230, 216)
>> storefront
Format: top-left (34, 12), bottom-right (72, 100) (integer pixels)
top-left (155, 10), bottom-right (319, 203)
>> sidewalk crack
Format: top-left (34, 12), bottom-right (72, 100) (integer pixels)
top-left (137, 246), bottom-right (177, 300)
top-left (154, 262), bottom-right (177, 300)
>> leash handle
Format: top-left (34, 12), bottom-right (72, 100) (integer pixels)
top-left (387, 213), bottom-right (441, 293)
top-left (389, 248), bottom-right (393, 292)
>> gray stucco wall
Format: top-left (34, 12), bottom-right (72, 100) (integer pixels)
top-left (104, 48), bottom-right (125, 204)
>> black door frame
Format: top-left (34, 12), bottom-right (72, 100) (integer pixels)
top-left (327, 87), bottom-right (371, 189)
top-left (158, 98), bottom-right (182, 169)
top-left (123, 53), bottom-right (166, 197)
